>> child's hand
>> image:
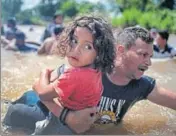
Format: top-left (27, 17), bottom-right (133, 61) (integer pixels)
top-left (33, 68), bottom-right (58, 101)
top-left (33, 69), bottom-right (53, 93)
top-left (50, 68), bottom-right (59, 82)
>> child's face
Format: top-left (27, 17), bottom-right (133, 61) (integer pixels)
top-left (67, 27), bottom-right (97, 68)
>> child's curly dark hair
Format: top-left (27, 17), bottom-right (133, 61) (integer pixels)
top-left (55, 16), bottom-right (115, 74)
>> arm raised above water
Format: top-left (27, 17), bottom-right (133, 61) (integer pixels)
top-left (147, 84), bottom-right (176, 110)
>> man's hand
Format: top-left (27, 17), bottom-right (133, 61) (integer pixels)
top-left (66, 107), bottom-right (99, 134)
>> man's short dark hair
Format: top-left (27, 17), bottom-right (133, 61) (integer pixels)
top-left (157, 30), bottom-right (169, 41)
top-left (53, 11), bottom-right (63, 19)
top-left (114, 26), bottom-right (153, 49)
top-left (7, 18), bottom-right (16, 27)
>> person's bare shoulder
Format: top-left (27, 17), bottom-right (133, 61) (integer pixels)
top-left (38, 37), bottom-right (55, 55)
top-left (44, 37), bottom-right (55, 44)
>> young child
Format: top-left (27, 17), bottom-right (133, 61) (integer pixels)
top-left (33, 16), bottom-right (115, 135)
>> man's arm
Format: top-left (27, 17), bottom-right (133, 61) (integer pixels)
top-left (1, 36), bottom-right (10, 47)
top-left (65, 107), bottom-right (98, 133)
top-left (41, 98), bottom-right (63, 117)
top-left (4, 40), bottom-right (18, 51)
top-left (34, 68), bottom-right (98, 134)
top-left (147, 84), bottom-right (176, 110)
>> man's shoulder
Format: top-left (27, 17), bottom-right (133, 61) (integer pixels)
top-left (136, 75), bottom-right (155, 85)
top-left (135, 75), bottom-right (156, 92)
top-left (128, 76), bottom-right (156, 99)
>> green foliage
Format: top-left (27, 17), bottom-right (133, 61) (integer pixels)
top-left (112, 8), bottom-right (141, 27)
top-left (30, 17), bottom-right (46, 26)
top-left (78, 2), bottom-right (95, 14)
top-left (115, 0), bottom-right (149, 11)
top-left (16, 9), bottom-right (33, 22)
top-left (60, 0), bottom-right (78, 17)
top-left (1, 0), bottom-right (176, 33)
top-left (138, 11), bottom-right (157, 29)
top-left (37, 2), bottom-right (57, 18)
top-left (1, 0), bottom-right (23, 21)
top-left (114, 0), bottom-right (176, 11)
top-left (16, 9), bottom-right (46, 25)
top-left (112, 8), bottom-right (176, 33)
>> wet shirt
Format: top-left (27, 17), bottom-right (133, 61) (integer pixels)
top-left (16, 44), bottom-right (38, 53)
top-left (53, 67), bottom-right (103, 110)
top-left (153, 44), bottom-right (176, 58)
top-left (97, 74), bottom-right (155, 124)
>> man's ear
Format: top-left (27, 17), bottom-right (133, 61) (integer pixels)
top-left (116, 44), bottom-right (125, 53)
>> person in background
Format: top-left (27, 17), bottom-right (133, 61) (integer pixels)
top-left (41, 11), bottom-right (64, 42)
top-left (5, 31), bottom-right (38, 53)
top-left (5, 30), bottom-right (16, 41)
top-left (38, 26), bottom-right (64, 55)
top-left (153, 30), bottom-right (176, 58)
top-left (5, 18), bottom-right (18, 40)
top-left (1, 20), bottom-right (11, 47)
top-left (1, 20), bottom-right (5, 35)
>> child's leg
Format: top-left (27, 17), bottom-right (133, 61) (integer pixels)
top-left (3, 103), bottom-right (47, 131)
top-left (33, 112), bottom-right (74, 135)
top-left (33, 101), bottom-right (74, 135)
top-left (12, 90), bottom-right (40, 105)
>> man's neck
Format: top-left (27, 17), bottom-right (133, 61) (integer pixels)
top-left (107, 67), bottom-right (131, 86)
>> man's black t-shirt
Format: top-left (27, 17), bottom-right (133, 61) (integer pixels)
top-left (97, 74), bottom-right (156, 124)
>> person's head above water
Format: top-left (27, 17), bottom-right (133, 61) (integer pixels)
top-left (155, 30), bottom-right (169, 49)
top-left (7, 17), bottom-right (16, 28)
top-left (113, 26), bottom-right (153, 80)
top-left (15, 31), bottom-right (26, 46)
top-left (54, 16), bottom-right (115, 74)
top-left (53, 11), bottom-right (64, 25)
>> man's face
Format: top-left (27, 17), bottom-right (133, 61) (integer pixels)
top-left (155, 34), bottom-right (166, 48)
top-left (55, 15), bottom-right (63, 24)
top-left (122, 38), bottom-right (153, 80)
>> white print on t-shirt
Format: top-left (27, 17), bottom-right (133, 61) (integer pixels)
top-left (97, 96), bottom-right (126, 124)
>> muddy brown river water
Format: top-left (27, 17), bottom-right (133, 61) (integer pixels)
top-left (1, 25), bottom-right (176, 135)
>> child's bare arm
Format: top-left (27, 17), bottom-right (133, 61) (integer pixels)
top-left (33, 69), bottom-right (58, 101)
